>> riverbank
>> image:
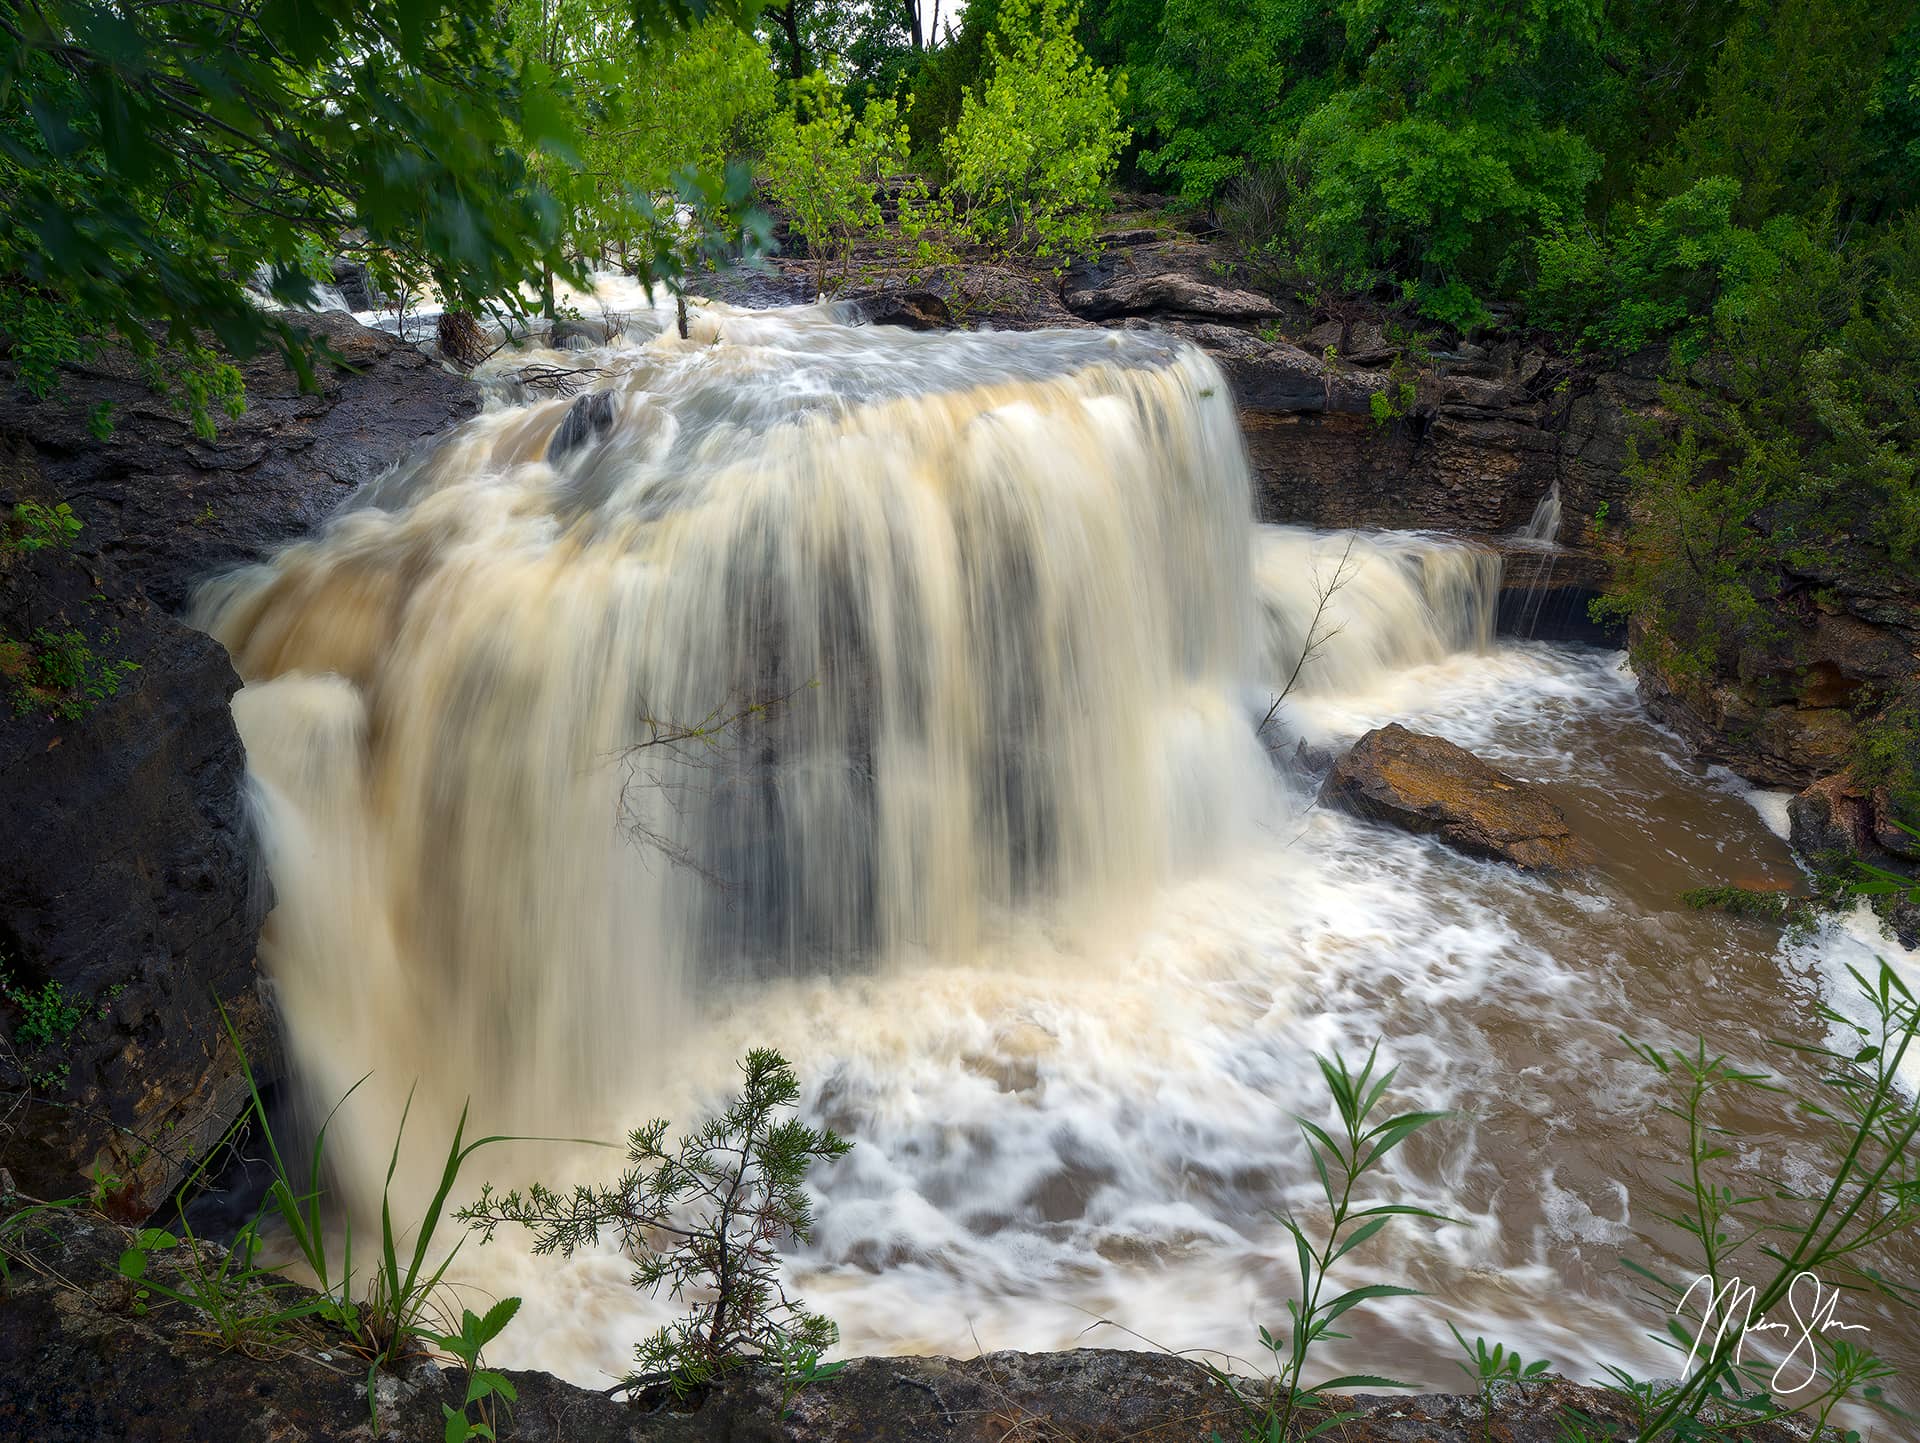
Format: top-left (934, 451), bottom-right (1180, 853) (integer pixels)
top-left (2, 238), bottom-right (1914, 1443)
top-left (1, 1212), bottom-right (1824, 1443)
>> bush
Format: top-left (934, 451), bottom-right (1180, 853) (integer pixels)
top-left (2, 627), bottom-right (139, 720)
top-left (758, 74), bottom-right (916, 294)
top-left (1602, 213), bottom-right (1920, 676)
top-left (461, 1048), bottom-right (850, 1399)
top-left (1530, 176), bottom-right (1751, 357)
top-left (941, 0), bottom-right (1128, 263)
top-left (1285, 99), bottom-right (1600, 331)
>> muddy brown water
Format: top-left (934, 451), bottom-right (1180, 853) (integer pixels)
top-left (202, 295), bottom-right (1919, 1427)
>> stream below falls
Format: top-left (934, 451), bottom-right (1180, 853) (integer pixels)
top-left (196, 293), bottom-right (1920, 1412)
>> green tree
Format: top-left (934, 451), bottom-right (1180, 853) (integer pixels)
top-left (757, 71), bottom-right (916, 293)
top-left (0, 0), bottom-right (757, 426)
top-left (460, 1049), bottom-right (851, 1400)
top-left (941, 0), bottom-right (1127, 262)
top-left (506, 0), bottom-right (775, 305)
top-left (1603, 213), bottom-right (1920, 679)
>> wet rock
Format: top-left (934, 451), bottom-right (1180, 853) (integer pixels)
top-left (1788, 773), bottom-right (1920, 946)
top-left (548, 389), bottom-right (618, 462)
top-left (329, 258), bottom-right (380, 312)
top-left (0, 312), bottom-right (479, 1213)
top-left (549, 317), bottom-right (612, 349)
top-left (1789, 773), bottom-right (1880, 861)
top-left (1320, 724), bottom-right (1595, 871)
top-left (0, 309), bottom-right (478, 613)
top-left (1062, 266), bottom-right (1282, 323)
top-left (0, 1213), bottom-right (1818, 1443)
top-left (838, 289), bottom-right (954, 330)
top-left (1493, 542), bottom-right (1619, 644)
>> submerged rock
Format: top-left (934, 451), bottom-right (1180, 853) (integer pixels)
top-left (547, 388), bottom-right (618, 462)
top-left (838, 288), bottom-right (955, 330)
top-left (1320, 723), bottom-right (1595, 871)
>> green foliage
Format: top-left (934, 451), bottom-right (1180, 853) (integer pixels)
top-left (1286, 96), bottom-right (1600, 331)
top-left (4, 501), bottom-right (81, 554)
top-left (1849, 698), bottom-right (1920, 824)
top-left (1531, 178), bottom-right (1750, 357)
top-left (1615, 961), bottom-right (1920, 1441)
top-left (460, 1048), bottom-right (852, 1400)
top-left (168, 1006), bottom-right (535, 1429)
top-left (769, 1325), bottom-right (848, 1421)
top-left (0, 0), bottom-right (762, 428)
top-left (941, 0), bottom-right (1127, 262)
top-left (505, 1), bottom-right (774, 286)
top-left (1206, 1044), bottom-right (1453, 1443)
top-left (758, 73), bottom-right (918, 294)
top-left (1604, 213), bottom-right (1920, 677)
top-left (3, 625), bottom-right (138, 720)
top-left (0, 961), bottom-right (110, 1093)
top-left (1449, 1324), bottom-right (1550, 1443)
top-left (429, 1299), bottom-right (522, 1443)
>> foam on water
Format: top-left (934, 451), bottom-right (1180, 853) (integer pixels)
top-left (200, 297), bottom-right (1920, 1410)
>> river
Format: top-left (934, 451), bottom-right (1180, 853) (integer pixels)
top-left (196, 292), bottom-right (1920, 1413)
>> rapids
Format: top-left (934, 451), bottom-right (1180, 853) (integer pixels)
top-left (198, 294), bottom-right (1920, 1406)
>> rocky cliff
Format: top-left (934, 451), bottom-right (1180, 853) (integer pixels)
top-left (0, 312), bottom-right (477, 1214)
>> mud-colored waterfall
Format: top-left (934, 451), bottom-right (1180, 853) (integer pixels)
top-left (200, 304), bottom-right (1271, 1199)
top-left (200, 296), bottom-right (1920, 1402)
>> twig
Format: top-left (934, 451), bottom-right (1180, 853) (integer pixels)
top-left (1258, 533), bottom-right (1359, 748)
top-left (894, 1372), bottom-right (958, 1425)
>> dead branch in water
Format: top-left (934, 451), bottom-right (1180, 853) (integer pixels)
top-left (512, 362), bottom-right (613, 396)
top-left (612, 684), bottom-right (815, 883)
top-left (1257, 532), bottom-right (1359, 748)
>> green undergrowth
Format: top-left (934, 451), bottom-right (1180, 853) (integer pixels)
top-left (6, 969), bottom-right (1919, 1440)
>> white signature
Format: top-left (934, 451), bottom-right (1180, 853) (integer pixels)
top-left (1676, 1273), bottom-right (1872, 1394)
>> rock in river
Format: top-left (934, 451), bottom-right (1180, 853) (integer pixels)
top-left (1319, 723), bottom-right (1595, 871)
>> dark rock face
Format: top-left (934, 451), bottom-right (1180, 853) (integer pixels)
top-left (1634, 593), bottom-right (1920, 790)
top-left (0, 1214), bottom-right (1816, 1443)
top-left (836, 289), bottom-right (955, 330)
top-left (1321, 724), bottom-right (1596, 871)
top-left (1495, 543), bottom-right (1619, 644)
top-left (1788, 773), bottom-right (1920, 946)
top-left (0, 312), bottom-right (477, 1214)
top-left (0, 310), bottom-right (477, 614)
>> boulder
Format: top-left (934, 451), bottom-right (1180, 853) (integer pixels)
top-left (1062, 267), bottom-right (1282, 323)
top-left (548, 388), bottom-right (618, 463)
top-left (1788, 773), bottom-right (1879, 861)
top-left (1, 312), bottom-right (478, 1214)
top-left (1320, 724), bottom-right (1595, 871)
top-left (837, 289), bottom-right (954, 330)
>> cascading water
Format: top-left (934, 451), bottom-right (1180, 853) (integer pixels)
top-left (202, 296), bottom-right (1920, 1401)
top-left (1516, 481), bottom-right (1562, 545)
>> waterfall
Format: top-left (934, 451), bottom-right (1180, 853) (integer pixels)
top-left (195, 298), bottom-right (1876, 1401)
top-left (197, 303), bottom-right (1277, 1196)
top-left (1516, 482), bottom-right (1562, 545)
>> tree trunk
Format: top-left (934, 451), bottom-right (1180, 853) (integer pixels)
top-left (437, 308), bottom-right (489, 370)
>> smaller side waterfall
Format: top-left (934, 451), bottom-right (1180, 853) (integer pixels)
top-left (1516, 482), bottom-right (1562, 545)
top-left (1256, 527), bottom-right (1500, 700)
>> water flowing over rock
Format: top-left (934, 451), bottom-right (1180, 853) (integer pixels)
top-left (195, 306), bottom-right (1269, 1204)
top-left (1319, 723), bottom-right (1595, 871)
top-left (0, 311), bottom-right (476, 1212)
top-left (1789, 773), bottom-right (1920, 945)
